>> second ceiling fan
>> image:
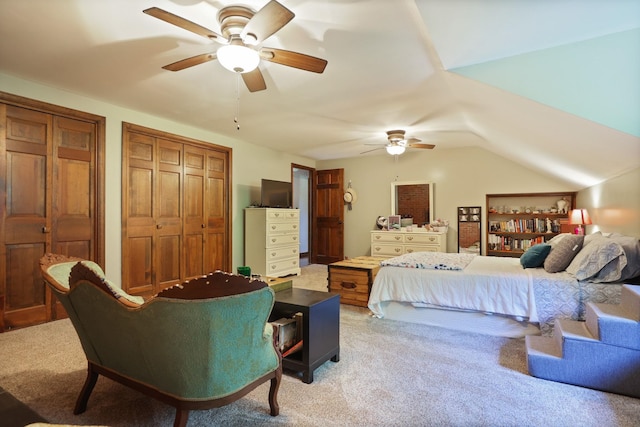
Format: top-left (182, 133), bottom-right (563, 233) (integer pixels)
top-left (144, 0), bottom-right (328, 92)
top-left (362, 130), bottom-right (436, 155)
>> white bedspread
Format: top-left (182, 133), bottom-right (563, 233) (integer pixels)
top-left (368, 256), bottom-right (538, 322)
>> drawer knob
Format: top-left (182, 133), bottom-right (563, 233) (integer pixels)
top-left (407, 236), bottom-right (413, 241)
top-left (375, 236), bottom-right (381, 240)
top-left (340, 281), bottom-right (357, 290)
top-left (394, 248), bottom-right (401, 253)
top-left (406, 249), bottom-right (414, 253)
top-left (429, 237), bottom-right (435, 242)
top-left (394, 236), bottom-right (401, 241)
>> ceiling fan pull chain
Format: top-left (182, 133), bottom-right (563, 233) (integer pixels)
top-left (234, 73), bottom-right (240, 130)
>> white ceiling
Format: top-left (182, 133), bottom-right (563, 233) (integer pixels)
top-left (1, 0), bottom-right (639, 188)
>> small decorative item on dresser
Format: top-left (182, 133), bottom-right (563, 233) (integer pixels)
top-left (376, 216), bottom-right (387, 229)
top-left (430, 218), bottom-right (449, 233)
top-left (388, 215), bottom-right (401, 230)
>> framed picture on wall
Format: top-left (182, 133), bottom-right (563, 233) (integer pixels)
top-left (388, 215), bottom-right (401, 230)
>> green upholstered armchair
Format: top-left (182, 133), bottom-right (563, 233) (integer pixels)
top-left (40, 253), bottom-right (282, 427)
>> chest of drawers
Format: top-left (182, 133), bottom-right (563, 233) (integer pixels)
top-left (370, 230), bottom-right (447, 257)
top-left (245, 208), bottom-right (301, 277)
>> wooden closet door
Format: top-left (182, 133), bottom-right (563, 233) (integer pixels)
top-left (204, 149), bottom-right (230, 273)
top-left (52, 116), bottom-right (96, 258)
top-left (0, 93), bottom-right (104, 331)
top-left (122, 123), bottom-right (231, 297)
top-left (183, 145), bottom-right (206, 280)
top-left (122, 131), bottom-right (183, 295)
top-left (1, 105), bottom-right (52, 329)
top-left (155, 138), bottom-right (183, 291)
top-left (183, 146), bottom-right (229, 277)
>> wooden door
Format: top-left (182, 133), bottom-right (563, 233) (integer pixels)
top-left (311, 168), bottom-right (344, 264)
top-left (183, 146), bottom-right (229, 279)
top-left (203, 149), bottom-right (229, 273)
top-left (122, 130), bottom-right (183, 295)
top-left (122, 123), bottom-right (231, 296)
top-left (155, 139), bottom-right (183, 290)
top-left (1, 94), bottom-right (104, 331)
top-left (1, 106), bottom-right (52, 329)
top-left (183, 145), bottom-right (206, 279)
top-left (122, 131), bottom-right (156, 295)
top-left (52, 116), bottom-right (96, 258)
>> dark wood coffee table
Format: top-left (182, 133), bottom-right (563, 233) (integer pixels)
top-left (270, 288), bottom-right (340, 383)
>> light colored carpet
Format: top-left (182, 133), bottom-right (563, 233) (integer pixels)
top-left (1, 264), bottom-right (639, 427)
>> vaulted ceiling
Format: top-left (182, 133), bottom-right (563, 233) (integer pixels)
top-left (1, 0), bottom-right (638, 188)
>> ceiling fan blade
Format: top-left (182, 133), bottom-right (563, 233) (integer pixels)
top-left (241, 0), bottom-right (294, 44)
top-left (143, 7), bottom-right (225, 42)
top-left (261, 48), bottom-right (327, 73)
top-left (405, 137), bottom-right (421, 144)
top-left (162, 52), bottom-right (217, 71)
top-left (241, 68), bottom-right (267, 92)
top-left (407, 143), bottom-right (436, 149)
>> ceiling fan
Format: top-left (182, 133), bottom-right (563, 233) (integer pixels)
top-left (362, 130), bottom-right (436, 155)
top-left (143, 1), bottom-right (328, 92)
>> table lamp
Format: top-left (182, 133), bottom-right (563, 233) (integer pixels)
top-left (568, 209), bottom-right (592, 235)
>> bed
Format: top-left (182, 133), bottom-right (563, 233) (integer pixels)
top-left (368, 232), bottom-right (639, 337)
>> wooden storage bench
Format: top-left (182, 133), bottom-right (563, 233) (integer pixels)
top-left (327, 256), bottom-right (386, 307)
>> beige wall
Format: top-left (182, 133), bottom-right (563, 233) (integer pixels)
top-left (577, 167), bottom-right (640, 236)
top-left (2, 73), bottom-right (637, 282)
top-left (317, 147), bottom-right (581, 257)
top-left (0, 73), bottom-right (316, 285)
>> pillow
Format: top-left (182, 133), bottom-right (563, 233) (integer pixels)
top-left (544, 235), bottom-right (584, 273)
top-left (565, 236), bottom-right (625, 281)
top-left (546, 233), bottom-right (570, 247)
top-left (520, 244), bottom-right (552, 268)
top-left (608, 234), bottom-right (640, 281)
top-left (583, 231), bottom-right (602, 247)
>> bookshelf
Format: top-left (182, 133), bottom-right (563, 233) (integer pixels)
top-left (485, 192), bottom-right (576, 257)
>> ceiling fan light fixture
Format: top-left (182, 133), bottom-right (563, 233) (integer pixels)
top-left (386, 145), bottom-right (406, 155)
top-left (217, 43), bottom-right (260, 73)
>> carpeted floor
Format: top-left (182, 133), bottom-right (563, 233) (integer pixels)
top-left (0, 264), bottom-right (638, 427)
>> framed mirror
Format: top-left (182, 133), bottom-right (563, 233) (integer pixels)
top-left (458, 206), bottom-right (481, 254)
top-left (390, 181), bottom-right (434, 226)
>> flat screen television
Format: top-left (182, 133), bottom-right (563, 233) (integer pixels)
top-left (261, 179), bottom-right (292, 208)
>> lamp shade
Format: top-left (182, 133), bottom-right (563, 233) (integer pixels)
top-left (217, 44), bottom-right (260, 73)
top-left (568, 209), bottom-right (592, 225)
top-left (386, 145), bottom-right (405, 155)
